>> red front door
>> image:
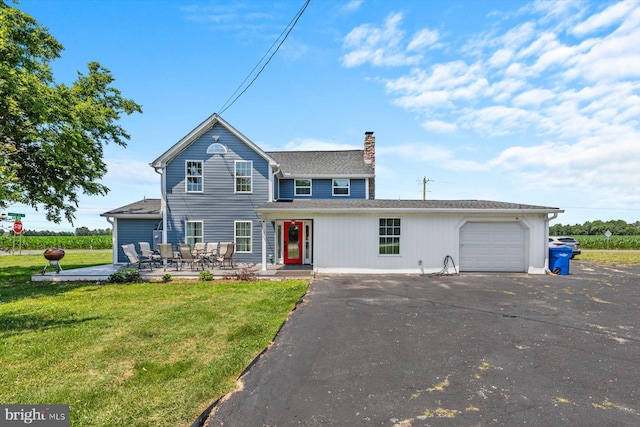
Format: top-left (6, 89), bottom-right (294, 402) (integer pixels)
top-left (284, 221), bottom-right (303, 264)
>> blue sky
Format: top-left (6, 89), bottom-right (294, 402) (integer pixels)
top-left (7, 0), bottom-right (640, 232)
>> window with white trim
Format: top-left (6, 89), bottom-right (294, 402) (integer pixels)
top-left (235, 221), bottom-right (252, 253)
top-left (295, 179), bottom-right (311, 196)
top-left (186, 221), bottom-right (203, 249)
top-left (379, 218), bottom-right (400, 255)
top-left (235, 160), bottom-right (252, 193)
top-left (332, 179), bottom-right (350, 196)
top-left (186, 161), bottom-right (203, 192)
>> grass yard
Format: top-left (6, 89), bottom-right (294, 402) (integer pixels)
top-left (576, 249), bottom-right (640, 265)
top-left (0, 253), bottom-right (308, 426)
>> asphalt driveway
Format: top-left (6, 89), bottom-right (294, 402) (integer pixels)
top-left (205, 261), bottom-right (639, 426)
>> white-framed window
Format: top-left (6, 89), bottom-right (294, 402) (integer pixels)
top-left (186, 161), bottom-right (203, 192)
top-left (235, 160), bottom-right (252, 193)
top-left (379, 218), bottom-right (400, 255)
top-left (235, 220), bottom-right (252, 253)
top-left (332, 179), bottom-right (350, 196)
top-left (295, 179), bottom-right (312, 196)
top-left (186, 221), bottom-right (203, 249)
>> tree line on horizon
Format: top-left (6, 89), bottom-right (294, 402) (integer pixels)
top-left (550, 219), bottom-right (639, 236)
top-left (0, 226), bottom-right (112, 236)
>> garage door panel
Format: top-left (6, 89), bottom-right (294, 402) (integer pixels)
top-left (460, 222), bottom-right (526, 272)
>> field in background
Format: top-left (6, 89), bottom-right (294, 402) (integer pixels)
top-left (2, 234), bottom-right (639, 252)
top-left (569, 235), bottom-right (640, 250)
top-left (0, 235), bottom-right (112, 251)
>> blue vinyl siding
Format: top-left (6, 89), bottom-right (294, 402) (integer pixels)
top-left (164, 123), bottom-right (274, 263)
top-left (116, 219), bottom-right (162, 263)
top-left (278, 178), bottom-right (367, 199)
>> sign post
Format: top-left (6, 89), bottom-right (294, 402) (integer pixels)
top-left (604, 230), bottom-right (612, 250)
top-left (8, 213), bottom-right (25, 255)
top-left (14, 221), bottom-right (24, 254)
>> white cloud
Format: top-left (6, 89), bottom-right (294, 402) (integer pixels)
top-left (341, 13), bottom-right (442, 68)
top-left (512, 88), bottom-right (556, 106)
top-left (344, 1), bottom-right (640, 208)
top-left (407, 28), bottom-right (441, 51)
top-left (571, 0), bottom-right (637, 36)
top-left (283, 138), bottom-right (359, 151)
top-left (105, 158), bottom-right (159, 186)
top-left (488, 48), bottom-right (514, 68)
top-left (341, 0), bottom-right (364, 13)
top-left (378, 143), bottom-right (454, 164)
top-left (460, 106), bottom-right (542, 136)
top-left (422, 120), bottom-right (457, 133)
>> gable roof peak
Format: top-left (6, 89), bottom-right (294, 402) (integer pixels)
top-left (150, 113), bottom-right (276, 169)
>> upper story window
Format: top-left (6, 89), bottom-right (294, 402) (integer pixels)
top-left (186, 161), bottom-right (203, 192)
top-left (379, 218), bottom-right (400, 255)
top-left (295, 179), bottom-right (311, 196)
top-left (235, 160), bottom-right (252, 193)
top-left (332, 179), bottom-right (350, 196)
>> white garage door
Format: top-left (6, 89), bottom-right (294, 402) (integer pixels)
top-left (460, 222), bottom-right (526, 272)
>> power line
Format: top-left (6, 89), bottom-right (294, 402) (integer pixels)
top-left (219, 0), bottom-right (311, 115)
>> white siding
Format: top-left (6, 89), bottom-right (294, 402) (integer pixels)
top-left (311, 212), bottom-right (550, 274)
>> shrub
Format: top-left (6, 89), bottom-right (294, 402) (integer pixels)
top-left (162, 273), bottom-right (172, 283)
top-left (199, 270), bottom-right (214, 281)
top-left (225, 263), bottom-right (257, 281)
top-left (108, 268), bottom-right (142, 283)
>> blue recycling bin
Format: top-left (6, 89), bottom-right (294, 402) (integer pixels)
top-left (549, 246), bottom-right (572, 275)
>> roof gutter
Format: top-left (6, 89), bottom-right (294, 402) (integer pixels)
top-left (256, 207), bottom-right (565, 215)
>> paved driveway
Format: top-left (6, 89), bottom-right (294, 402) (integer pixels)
top-left (205, 262), bottom-right (639, 426)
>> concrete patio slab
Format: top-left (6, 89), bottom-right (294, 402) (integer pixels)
top-left (31, 263), bottom-right (314, 282)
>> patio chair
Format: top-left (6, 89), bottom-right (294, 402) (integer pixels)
top-left (139, 242), bottom-right (162, 267)
top-left (121, 243), bottom-right (153, 270)
top-left (193, 242), bottom-right (206, 257)
top-left (178, 243), bottom-right (205, 271)
top-left (158, 243), bottom-right (182, 271)
top-left (216, 242), bottom-right (235, 268)
top-left (204, 242), bottom-right (218, 267)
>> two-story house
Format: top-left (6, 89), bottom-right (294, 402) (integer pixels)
top-left (102, 113), bottom-right (563, 274)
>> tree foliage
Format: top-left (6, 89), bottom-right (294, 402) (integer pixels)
top-left (0, 2), bottom-right (142, 223)
top-left (550, 219), bottom-right (640, 236)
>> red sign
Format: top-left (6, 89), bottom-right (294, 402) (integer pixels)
top-left (13, 220), bottom-right (23, 234)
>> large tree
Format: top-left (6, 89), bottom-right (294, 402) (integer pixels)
top-left (0, 2), bottom-right (142, 223)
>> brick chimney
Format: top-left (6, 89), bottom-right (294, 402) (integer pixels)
top-left (364, 131), bottom-right (375, 200)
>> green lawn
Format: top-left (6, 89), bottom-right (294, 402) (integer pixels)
top-left (576, 249), bottom-right (640, 265)
top-left (0, 253), bottom-right (308, 426)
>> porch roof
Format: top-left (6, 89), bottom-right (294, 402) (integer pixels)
top-left (256, 199), bottom-right (563, 215)
top-left (101, 198), bottom-right (162, 219)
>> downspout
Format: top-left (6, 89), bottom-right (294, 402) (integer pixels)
top-left (271, 166), bottom-right (281, 201)
top-left (105, 216), bottom-right (117, 264)
top-left (544, 212), bottom-right (559, 274)
top-left (154, 166), bottom-right (167, 244)
top-left (264, 166), bottom-right (281, 271)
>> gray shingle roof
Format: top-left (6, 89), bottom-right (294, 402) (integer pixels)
top-left (101, 199), bottom-right (162, 217)
top-left (267, 150), bottom-right (374, 176)
top-left (257, 199), bottom-right (561, 212)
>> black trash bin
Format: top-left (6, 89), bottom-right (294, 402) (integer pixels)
top-left (549, 245), bottom-right (572, 275)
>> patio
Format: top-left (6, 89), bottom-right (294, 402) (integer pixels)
top-left (31, 262), bottom-right (314, 282)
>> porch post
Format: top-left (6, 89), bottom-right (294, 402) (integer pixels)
top-left (261, 219), bottom-right (267, 271)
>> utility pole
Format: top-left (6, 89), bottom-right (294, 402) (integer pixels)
top-left (420, 177), bottom-right (433, 200)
